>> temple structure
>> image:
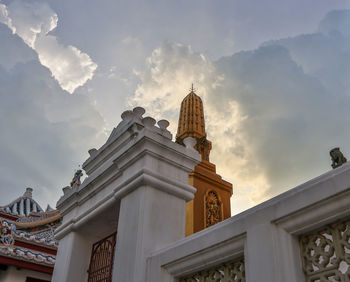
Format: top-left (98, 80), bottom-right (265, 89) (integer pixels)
top-left (0, 188), bottom-right (61, 281)
top-left (176, 87), bottom-right (233, 235)
top-left (51, 103), bottom-right (350, 282)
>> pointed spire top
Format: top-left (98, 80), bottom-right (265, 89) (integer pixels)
top-left (46, 204), bottom-right (54, 212)
top-left (176, 86), bottom-right (206, 140)
top-left (190, 83), bottom-right (196, 93)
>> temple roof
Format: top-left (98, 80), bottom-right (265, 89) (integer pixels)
top-left (0, 245), bottom-right (55, 266)
top-left (0, 188), bottom-right (59, 274)
top-left (16, 210), bottom-right (61, 230)
top-left (0, 188), bottom-right (43, 216)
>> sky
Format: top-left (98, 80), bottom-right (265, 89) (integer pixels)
top-left (0, 0), bottom-right (350, 215)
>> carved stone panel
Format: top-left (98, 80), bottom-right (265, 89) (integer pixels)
top-left (180, 258), bottom-right (245, 282)
top-left (299, 219), bottom-right (350, 282)
top-left (205, 190), bottom-right (222, 228)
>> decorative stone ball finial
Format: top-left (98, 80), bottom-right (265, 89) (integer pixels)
top-left (121, 110), bottom-right (133, 121)
top-left (330, 147), bottom-right (347, 169)
top-left (142, 117), bottom-right (156, 128)
top-left (183, 137), bottom-right (197, 151)
top-left (157, 119), bottom-right (170, 130)
top-left (133, 107), bottom-right (145, 119)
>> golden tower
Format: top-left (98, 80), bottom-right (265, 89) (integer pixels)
top-left (176, 86), bottom-right (233, 236)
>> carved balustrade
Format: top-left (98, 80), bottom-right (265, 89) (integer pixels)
top-left (299, 219), bottom-right (350, 282)
top-left (179, 258), bottom-right (245, 282)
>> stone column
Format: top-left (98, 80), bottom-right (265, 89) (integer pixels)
top-left (113, 185), bottom-right (188, 281)
top-left (52, 231), bottom-right (92, 282)
top-left (245, 223), bottom-right (304, 282)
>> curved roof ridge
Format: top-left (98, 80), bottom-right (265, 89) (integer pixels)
top-left (1, 188), bottom-right (43, 216)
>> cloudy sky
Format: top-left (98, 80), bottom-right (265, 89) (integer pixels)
top-left (0, 0), bottom-right (350, 214)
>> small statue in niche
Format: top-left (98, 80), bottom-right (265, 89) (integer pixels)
top-left (205, 190), bottom-right (222, 227)
top-left (330, 148), bottom-right (347, 169)
top-left (70, 169), bottom-right (83, 188)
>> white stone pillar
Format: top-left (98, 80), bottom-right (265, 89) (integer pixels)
top-left (245, 223), bottom-right (304, 282)
top-left (52, 231), bottom-right (92, 282)
top-left (113, 184), bottom-right (189, 282)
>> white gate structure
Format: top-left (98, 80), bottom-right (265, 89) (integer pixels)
top-left (52, 106), bottom-right (350, 282)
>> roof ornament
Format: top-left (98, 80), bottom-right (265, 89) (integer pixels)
top-left (23, 187), bottom-right (33, 198)
top-left (70, 169), bottom-right (83, 188)
top-left (190, 83), bottom-right (196, 93)
top-left (330, 147), bottom-right (347, 169)
top-left (46, 204), bottom-right (54, 212)
top-left (0, 219), bottom-right (15, 246)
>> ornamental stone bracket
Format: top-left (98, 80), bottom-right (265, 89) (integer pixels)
top-left (52, 107), bottom-right (201, 282)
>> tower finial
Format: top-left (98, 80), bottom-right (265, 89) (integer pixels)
top-left (190, 83), bottom-right (195, 93)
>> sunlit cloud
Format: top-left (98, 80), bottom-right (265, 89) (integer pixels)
top-left (0, 0), bottom-right (97, 93)
top-left (130, 10), bottom-right (350, 214)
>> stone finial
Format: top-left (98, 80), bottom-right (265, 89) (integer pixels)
top-left (183, 137), bottom-right (197, 151)
top-left (157, 119), bottom-right (170, 130)
top-left (23, 187), bottom-right (33, 198)
top-left (330, 147), bottom-right (347, 169)
top-left (121, 110), bottom-right (133, 121)
top-left (133, 107), bottom-right (145, 119)
top-left (142, 117), bottom-right (156, 128)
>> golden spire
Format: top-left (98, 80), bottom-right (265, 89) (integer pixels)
top-left (176, 85), bottom-right (212, 161)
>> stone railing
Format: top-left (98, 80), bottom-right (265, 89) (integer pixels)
top-left (147, 162), bottom-right (350, 282)
top-left (299, 218), bottom-right (350, 281)
top-left (179, 258), bottom-right (245, 282)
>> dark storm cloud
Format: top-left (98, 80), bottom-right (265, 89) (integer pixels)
top-left (209, 10), bottom-right (350, 200)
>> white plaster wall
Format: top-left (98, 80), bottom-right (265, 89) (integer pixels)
top-left (0, 266), bottom-right (51, 282)
top-left (147, 162), bottom-right (350, 282)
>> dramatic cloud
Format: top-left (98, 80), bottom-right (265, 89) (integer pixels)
top-left (0, 0), bottom-right (97, 93)
top-left (0, 23), bottom-right (105, 208)
top-left (131, 10), bottom-right (350, 214)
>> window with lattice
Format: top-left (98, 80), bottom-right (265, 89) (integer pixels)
top-left (87, 232), bottom-right (116, 282)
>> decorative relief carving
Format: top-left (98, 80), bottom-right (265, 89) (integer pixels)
top-left (0, 219), bottom-right (15, 246)
top-left (179, 259), bottom-right (245, 282)
top-left (205, 190), bottom-right (222, 227)
top-left (299, 219), bottom-right (350, 281)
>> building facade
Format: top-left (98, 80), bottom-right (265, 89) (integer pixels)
top-left (0, 188), bottom-right (61, 282)
top-left (52, 103), bottom-right (350, 282)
